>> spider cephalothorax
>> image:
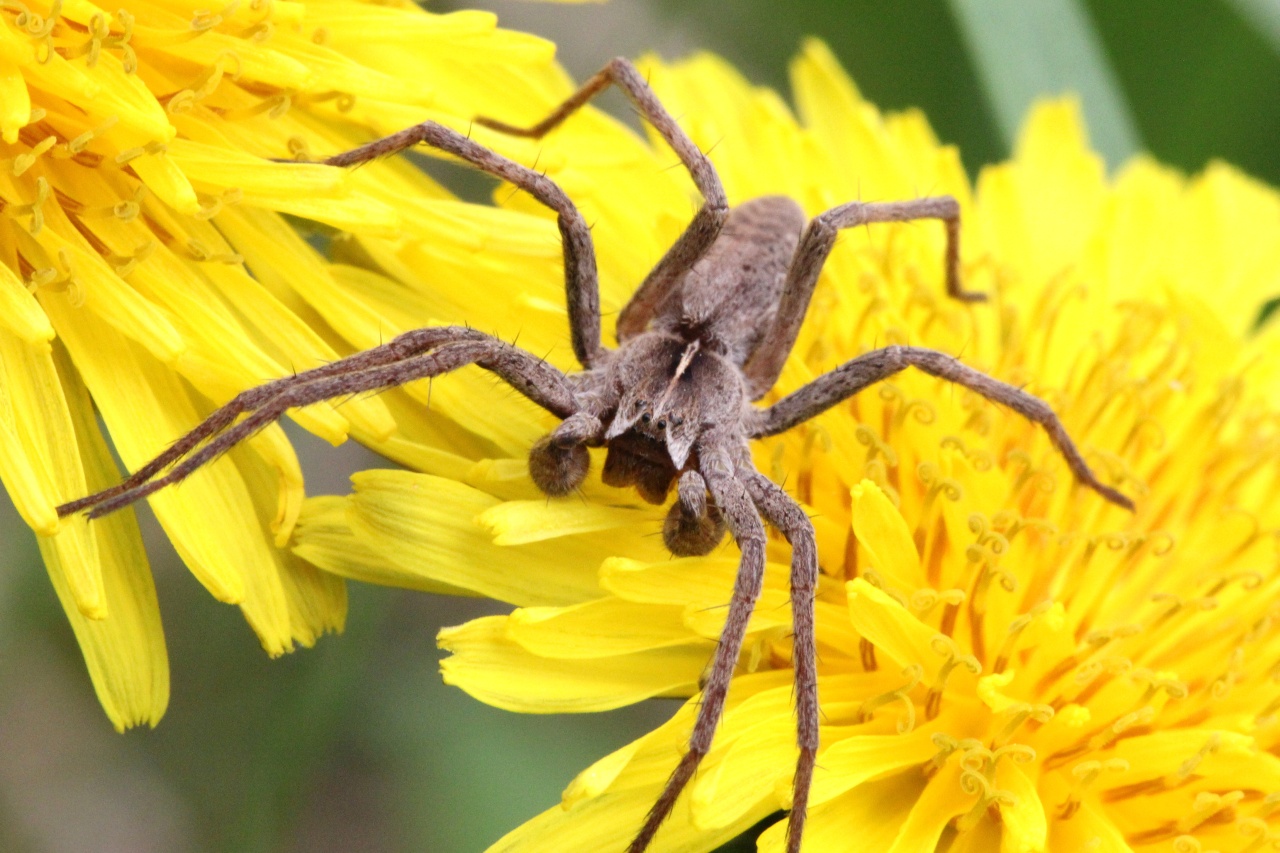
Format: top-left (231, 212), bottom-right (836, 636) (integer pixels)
top-left (59, 58), bottom-right (1133, 853)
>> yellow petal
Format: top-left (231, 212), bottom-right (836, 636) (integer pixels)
top-left (0, 262), bottom-right (52, 345)
top-left (292, 496), bottom-right (480, 597)
top-left (997, 762), bottom-right (1047, 853)
top-left (1018, 100), bottom-right (1108, 260)
top-left (352, 389), bottom-right (482, 482)
top-left (1046, 801), bottom-right (1132, 852)
top-left (847, 577), bottom-right (949, 678)
top-left (38, 341), bottom-right (168, 730)
top-left (439, 615), bottom-right (706, 713)
top-left (790, 38), bottom-right (901, 204)
top-left (213, 206), bottom-right (406, 348)
top-left (44, 292), bottom-right (314, 653)
top-left (0, 333), bottom-right (105, 613)
top-left (276, 556), bottom-right (347, 648)
top-left (0, 400), bottom-right (59, 534)
top-left (490, 776), bottom-right (770, 853)
top-left (0, 57), bottom-right (27, 144)
top-left (196, 263), bottom-right (396, 443)
top-left (348, 469), bottom-right (606, 606)
top-left (809, 728), bottom-right (939, 806)
top-left (852, 478), bottom-right (924, 594)
top-left (759, 771), bottom-right (928, 853)
top-left (302, 8), bottom-right (554, 63)
top-left (888, 762), bottom-right (971, 853)
top-left (130, 25), bottom-right (310, 93)
top-left (508, 599), bottom-right (692, 659)
top-left (128, 149), bottom-right (200, 216)
top-left (601, 555), bottom-right (765, 606)
top-left (1108, 729), bottom-right (1257, 784)
top-left (478, 499), bottom-right (653, 546)
top-left (166, 138), bottom-right (346, 197)
top-left (24, 223), bottom-right (186, 363)
top-left (561, 739), bottom-right (645, 809)
top-left (598, 554), bottom-right (798, 640)
top-left (691, 722), bottom-right (793, 830)
top-left (232, 431), bottom-right (345, 644)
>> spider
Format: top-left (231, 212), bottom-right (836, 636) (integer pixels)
top-left (58, 58), bottom-right (1133, 853)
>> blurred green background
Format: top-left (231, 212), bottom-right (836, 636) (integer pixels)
top-left (3, 1), bottom-right (1279, 851)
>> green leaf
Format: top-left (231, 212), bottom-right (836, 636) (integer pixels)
top-left (946, 0), bottom-right (1141, 167)
top-left (1225, 0), bottom-right (1280, 52)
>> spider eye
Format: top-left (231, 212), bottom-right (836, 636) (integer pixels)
top-left (635, 399), bottom-right (646, 409)
top-left (641, 413), bottom-right (651, 423)
top-left (656, 420), bottom-right (666, 430)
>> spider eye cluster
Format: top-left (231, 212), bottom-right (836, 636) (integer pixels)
top-left (634, 398), bottom-right (684, 432)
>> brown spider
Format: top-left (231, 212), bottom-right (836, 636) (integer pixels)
top-left (58, 58), bottom-right (1133, 852)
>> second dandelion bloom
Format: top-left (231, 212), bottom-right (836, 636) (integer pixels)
top-left (296, 42), bottom-right (1280, 851)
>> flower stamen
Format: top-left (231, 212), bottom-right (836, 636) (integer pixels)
top-left (1129, 667), bottom-right (1189, 709)
top-left (923, 732), bottom-right (978, 777)
top-left (9, 176), bottom-right (50, 235)
top-left (856, 664), bottom-right (922, 732)
top-left (107, 240), bottom-right (156, 278)
top-left (856, 423), bottom-right (899, 469)
top-left (926, 635), bottom-right (981, 720)
top-left (909, 587), bottom-right (965, 622)
top-left (954, 766), bottom-right (1016, 832)
top-left (12, 135), bottom-right (55, 176)
top-left (993, 601), bottom-right (1057, 674)
top-left (990, 703), bottom-right (1053, 748)
top-left (1056, 758), bottom-right (1128, 819)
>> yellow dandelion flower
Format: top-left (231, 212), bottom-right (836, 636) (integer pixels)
top-left (293, 42), bottom-right (1280, 850)
top-left (0, 0), bottom-right (604, 731)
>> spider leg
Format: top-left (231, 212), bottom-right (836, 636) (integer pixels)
top-left (323, 123), bottom-right (607, 368)
top-left (58, 331), bottom-right (578, 519)
top-left (741, 468), bottom-right (818, 853)
top-left (58, 326), bottom-right (476, 517)
top-left (476, 57), bottom-right (729, 342)
top-left (629, 439), bottom-right (764, 853)
top-left (750, 345), bottom-right (1134, 510)
top-left (743, 196), bottom-right (983, 398)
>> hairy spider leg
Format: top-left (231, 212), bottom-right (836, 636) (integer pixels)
top-left (628, 435), bottom-right (767, 853)
top-left (744, 196), bottom-right (985, 398)
top-left (56, 326), bottom-right (481, 516)
top-left (741, 467), bottom-right (819, 852)
top-left (751, 344), bottom-right (1135, 511)
top-left (56, 330), bottom-right (576, 519)
top-left (476, 57), bottom-right (730, 342)
top-left (324, 123), bottom-right (608, 368)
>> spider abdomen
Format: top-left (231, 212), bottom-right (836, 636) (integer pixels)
top-left (655, 195), bottom-right (805, 364)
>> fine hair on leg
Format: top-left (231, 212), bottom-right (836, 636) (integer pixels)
top-left (627, 438), bottom-right (766, 852)
top-left (324, 124), bottom-right (608, 368)
top-left (476, 57), bottom-right (731, 341)
top-left (57, 329), bottom-right (577, 519)
top-left (744, 196), bottom-right (984, 398)
top-left (741, 467), bottom-right (819, 851)
top-left (751, 344), bottom-right (1134, 510)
